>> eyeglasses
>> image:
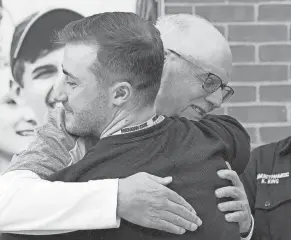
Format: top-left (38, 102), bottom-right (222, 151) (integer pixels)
top-left (167, 49), bottom-right (234, 103)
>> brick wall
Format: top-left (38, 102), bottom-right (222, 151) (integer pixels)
top-left (163, 0), bottom-right (291, 148)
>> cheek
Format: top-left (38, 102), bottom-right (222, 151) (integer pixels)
top-left (67, 86), bottom-right (96, 113)
top-left (187, 80), bottom-right (206, 98)
top-left (0, 105), bottom-right (27, 131)
top-left (33, 80), bottom-right (54, 97)
top-left (155, 87), bottom-right (189, 116)
top-left (22, 82), bottom-right (53, 124)
top-left (0, 105), bottom-right (15, 126)
top-left (23, 78), bottom-right (55, 104)
top-left (171, 87), bottom-right (193, 110)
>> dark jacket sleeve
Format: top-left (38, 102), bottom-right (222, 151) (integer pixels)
top-left (201, 114), bottom-right (251, 174)
top-left (240, 147), bottom-right (259, 213)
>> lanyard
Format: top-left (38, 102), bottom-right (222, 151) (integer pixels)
top-left (112, 115), bottom-right (165, 136)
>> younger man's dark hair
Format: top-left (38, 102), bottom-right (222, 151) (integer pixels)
top-left (57, 12), bottom-right (164, 105)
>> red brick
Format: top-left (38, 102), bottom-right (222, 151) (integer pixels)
top-left (259, 45), bottom-right (291, 62)
top-left (165, 0), bottom-right (224, 2)
top-left (260, 126), bottom-right (291, 143)
top-left (232, 65), bottom-right (288, 82)
top-left (230, 45), bottom-right (255, 63)
top-left (165, 6), bottom-right (193, 14)
top-left (260, 85), bottom-right (291, 102)
top-left (195, 5), bottom-right (254, 23)
top-left (214, 25), bottom-right (226, 36)
top-left (228, 86), bottom-right (256, 102)
top-left (228, 25), bottom-right (288, 42)
top-left (245, 127), bottom-right (258, 143)
top-left (259, 4), bottom-right (291, 21)
top-left (228, 106), bottom-right (287, 123)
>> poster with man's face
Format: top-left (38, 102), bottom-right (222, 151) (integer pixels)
top-left (0, 0), bottom-right (136, 173)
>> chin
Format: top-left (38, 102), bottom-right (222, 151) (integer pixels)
top-left (64, 113), bottom-right (74, 130)
top-left (64, 112), bottom-right (94, 137)
top-left (64, 121), bottom-right (88, 137)
top-left (179, 112), bottom-right (202, 121)
top-left (64, 121), bottom-right (77, 135)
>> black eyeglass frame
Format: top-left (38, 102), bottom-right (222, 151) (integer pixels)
top-left (166, 49), bottom-right (234, 103)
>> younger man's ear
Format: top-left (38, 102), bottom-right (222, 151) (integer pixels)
top-left (111, 81), bottom-right (132, 106)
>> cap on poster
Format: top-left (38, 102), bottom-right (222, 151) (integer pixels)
top-left (10, 8), bottom-right (84, 75)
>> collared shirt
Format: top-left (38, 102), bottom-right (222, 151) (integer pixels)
top-left (241, 136), bottom-right (291, 240)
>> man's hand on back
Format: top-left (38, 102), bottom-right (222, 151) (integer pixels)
top-left (215, 169), bottom-right (252, 234)
top-left (117, 172), bottom-right (202, 235)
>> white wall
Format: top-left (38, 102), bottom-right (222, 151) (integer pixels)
top-left (0, 0), bottom-right (136, 88)
top-left (0, 0), bottom-right (136, 63)
top-left (3, 0), bottom-right (136, 24)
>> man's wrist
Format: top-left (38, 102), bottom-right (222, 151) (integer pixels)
top-left (116, 179), bottom-right (120, 217)
top-left (240, 219), bottom-right (251, 237)
top-left (116, 178), bottom-right (124, 218)
top-left (240, 215), bottom-right (254, 240)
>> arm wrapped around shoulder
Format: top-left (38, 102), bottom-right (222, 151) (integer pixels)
top-left (201, 114), bottom-right (251, 174)
top-left (5, 107), bottom-right (78, 178)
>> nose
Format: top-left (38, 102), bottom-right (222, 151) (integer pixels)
top-left (53, 76), bottom-right (68, 103)
top-left (19, 106), bottom-right (37, 125)
top-left (205, 88), bottom-right (223, 108)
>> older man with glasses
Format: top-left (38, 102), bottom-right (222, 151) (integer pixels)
top-left (156, 15), bottom-right (235, 125)
top-left (155, 14), bottom-right (252, 238)
top-left (0, 13), bottom-right (252, 240)
top-left (167, 49), bottom-right (234, 104)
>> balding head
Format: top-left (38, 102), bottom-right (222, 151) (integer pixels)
top-left (156, 14), bottom-right (232, 83)
top-left (154, 14), bottom-right (234, 121)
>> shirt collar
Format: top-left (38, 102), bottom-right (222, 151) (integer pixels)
top-left (278, 136), bottom-right (291, 156)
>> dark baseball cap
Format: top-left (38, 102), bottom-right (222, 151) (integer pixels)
top-left (10, 8), bottom-right (84, 78)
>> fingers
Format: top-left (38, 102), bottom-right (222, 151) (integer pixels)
top-left (167, 200), bottom-right (202, 226)
top-left (215, 186), bottom-right (244, 200)
top-left (147, 173), bottom-right (173, 185)
top-left (218, 201), bottom-right (245, 212)
top-left (154, 219), bottom-right (186, 235)
top-left (217, 169), bottom-right (242, 187)
top-left (166, 188), bottom-right (196, 214)
top-left (160, 210), bottom-right (199, 232)
top-left (225, 211), bottom-right (246, 223)
top-left (225, 161), bottom-right (232, 170)
top-left (224, 208), bottom-right (252, 234)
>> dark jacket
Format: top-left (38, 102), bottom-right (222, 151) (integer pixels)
top-left (4, 115), bottom-right (250, 240)
top-left (241, 136), bottom-right (291, 240)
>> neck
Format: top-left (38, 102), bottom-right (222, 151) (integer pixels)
top-left (100, 105), bottom-right (156, 139)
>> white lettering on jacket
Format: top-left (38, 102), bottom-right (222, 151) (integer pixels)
top-left (257, 172), bottom-right (289, 184)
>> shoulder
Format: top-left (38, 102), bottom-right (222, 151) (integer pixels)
top-left (252, 136), bottom-right (291, 159)
top-left (168, 114), bottom-right (246, 137)
top-left (4, 106), bottom-right (85, 177)
top-left (169, 114), bottom-right (244, 128)
top-left (35, 106), bottom-right (78, 149)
